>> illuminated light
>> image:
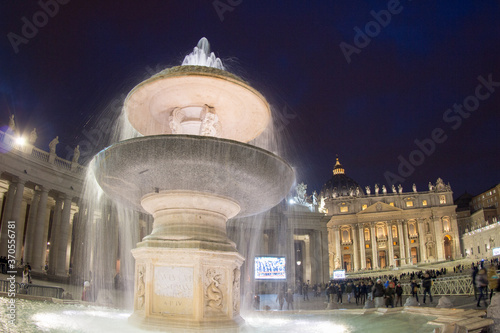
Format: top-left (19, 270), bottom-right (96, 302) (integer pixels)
top-left (288, 199), bottom-right (295, 205)
top-left (296, 260), bottom-right (301, 265)
top-left (15, 136), bottom-right (25, 145)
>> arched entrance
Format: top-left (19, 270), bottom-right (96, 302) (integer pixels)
top-left (410, 247), bottom-right (418, 264)
top-left (444, 235), bottom-right (452, 260)
top-left (343, 254), bottom-right (352, 271)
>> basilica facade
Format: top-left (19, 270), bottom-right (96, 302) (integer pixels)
top-left (323, 158), bottom-right (460, 274)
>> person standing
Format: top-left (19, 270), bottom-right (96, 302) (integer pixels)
top-left (410, 279), bottom-right (420, 303)
top-left (359, 282), bottom-right (367, 305)
top-left (285, 288), bottom-right (294, 310)
top-left (395, 282), bottom-right (403, 307)
top-left (422, 273), bottom-right (433, 304)
top-left (476, 268), bottom-right (489, 307)
top-left (372, 279), bottom-right (385, 307)
top-left (302, 282), bottom-right (309, 301)
top-left (346, 281), bottom-right (353, 303)
top-left (276, 289), bottom-right (285, 310)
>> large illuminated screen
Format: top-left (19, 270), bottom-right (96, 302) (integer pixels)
top-left (254, 256), bottom-right (286, 280)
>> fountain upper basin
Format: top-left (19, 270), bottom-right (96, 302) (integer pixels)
top-left (92, 134), bottom-right (295, 217)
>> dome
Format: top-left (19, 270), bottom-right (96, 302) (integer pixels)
top-left (321, 157), bottom-right (364, 198)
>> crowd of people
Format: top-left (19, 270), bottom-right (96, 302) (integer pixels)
top-left (268, 261), bottom-right (500, 310)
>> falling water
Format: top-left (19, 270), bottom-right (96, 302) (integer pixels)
top-left (72, 37), bottom-right (292, 322)
top-left (182, 37), bottom-right (225, 70)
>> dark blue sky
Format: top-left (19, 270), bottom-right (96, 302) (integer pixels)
top-left (1, 0), bottom-right (499, 198)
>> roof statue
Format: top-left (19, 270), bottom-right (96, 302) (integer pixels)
top-left (436, 178), bottom-right (446, 191)
top-left (29, 128), bottom-right (37, 144)
top-left (49, 136), bottom-right (59, 154)
top-left (374, 184), bottom-right (379, 195)
top-left (398, 184), bottom-right (403, 194)
top-left (294, 182), bottom-right (308, 205)
top-left (413, 183), bottom-right (417, 192)
top-left (392, 185), bottom-right (397, 193)
top-left (382, 185), bottom-right (387, 194)
top-left (365, 186), bottom-right (371, 195)
top-left (72, 145), bottom-right (80, 163)
top-left (8, 115), bottom-right (15, 132)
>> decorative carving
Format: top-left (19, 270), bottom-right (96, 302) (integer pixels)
top-left (136, 265), bottom-right (145, 310)
top-left (376, 203), bottom-right (382, 212)
top-left (168, 108), bottom-right (185, 134)
top-left (334, 255), bottom-right (341, 269)
top-left (232, 268), bottom-right (240, 314)
top-left (205, 268), bottom-right (223, 311)
top-left (436, 178), bottom-right (446, 191)
top-left (200, 106), bottom-right (222, 137)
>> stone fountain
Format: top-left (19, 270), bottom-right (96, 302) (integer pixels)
top-left (91, 38), bottom-right (295, 331)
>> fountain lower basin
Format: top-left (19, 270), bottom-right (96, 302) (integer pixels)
top-left (92, 134), bottom-right (295, 218)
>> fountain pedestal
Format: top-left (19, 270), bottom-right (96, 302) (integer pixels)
top-left (129, 190), bottom-right (245, 331)
top-left (130, 248), bottom-right (244, 331)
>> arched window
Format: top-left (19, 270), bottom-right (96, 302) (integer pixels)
top-left (392, 225), bottom-right (398, 238)
top-left (342, 229), bottom-right (349, 242)
top-left (364, 228), bottom-right (370, 241)
top-left (377, 226), bottom-right (384, 238)
top-left (409, 223), bottom-right (416, 235)
top-left (440, 195), bottom-right (446, 204)
top-left (443, 217), bottom-right (451, 232)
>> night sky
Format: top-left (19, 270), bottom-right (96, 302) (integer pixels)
top-left (1, 1), bottom-right (499, 199)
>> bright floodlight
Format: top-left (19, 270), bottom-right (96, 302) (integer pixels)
top-left (15, 136), bottom-right (25, 145)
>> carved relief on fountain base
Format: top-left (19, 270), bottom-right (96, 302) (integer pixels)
top-left (130, 246), bottom-right (244, 331)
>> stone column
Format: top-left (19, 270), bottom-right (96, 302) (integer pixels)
top-left (48, 195), bottom-right (64, 275)
top-left (31, 187), bottom-right (49, 273)
top-left (417, 218), bottom-right (427, 263)
top-left (358, 224), bottom-right (366, 270)
top-left (334, 226), bottom-right (341, 270)
top-left (352, 225), bottom-right (359, 271)
top-left (10, 178), bottom-right (26, 260)
top-left (397, 220), bottom-right (406, 265)
top-left (0, 182), bottom-right (16, 257)
top-left (403, 220), bottom-right (411, 265)
top-left (370, 223), bottom-right (378, 269)
top-left (320, 228), bottom-right (329, 283)
top-left (433, 216), bottom-right (445, 260)
top-left (387, 222), bottom-right (395, 267)
top-left (54, 196), bottom-right (73, 277)
top-left (23, 189), bottom-right (41, 264)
